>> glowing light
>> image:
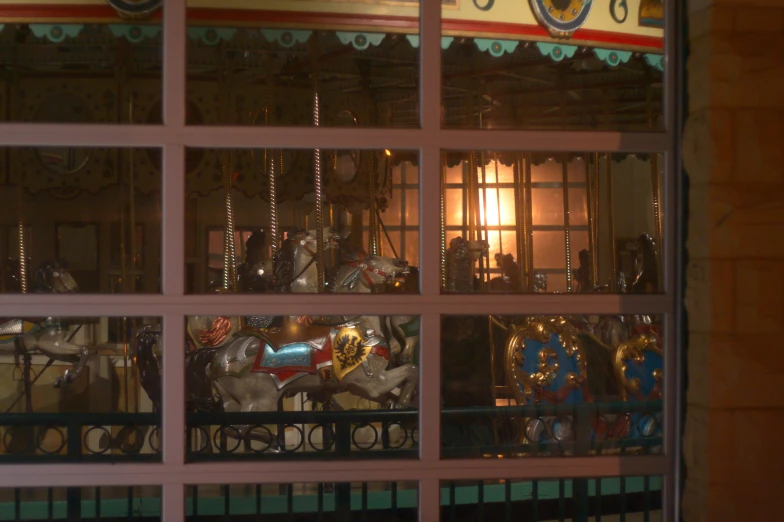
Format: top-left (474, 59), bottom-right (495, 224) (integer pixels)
top-left (385, 149), bottom-right (392, 156)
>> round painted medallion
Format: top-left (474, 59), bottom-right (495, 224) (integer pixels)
top-left (529, 0), bottom-right (593, 39)
top-left (106, 1), bottom-right (163, 19)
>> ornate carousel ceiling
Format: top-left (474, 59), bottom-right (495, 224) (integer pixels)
top-left (0, 1), bottom-right (664, 200)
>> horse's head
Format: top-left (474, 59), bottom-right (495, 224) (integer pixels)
top-left (364, 255), bottom-right (410, 287)
top-left (336, 253), bottom-right (410, 292)
top-left (448, 236), bottom-right (488, 261)
top-left (34, 260), bottom-right (78, 293)
top-left (533, 271), bottom-right (548, 293)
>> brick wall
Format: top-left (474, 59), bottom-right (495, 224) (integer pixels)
top-left (683, 1), bottom-right (784, 520)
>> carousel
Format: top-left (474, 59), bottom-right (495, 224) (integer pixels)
top-left (0, 0), bottom-right (665, 519)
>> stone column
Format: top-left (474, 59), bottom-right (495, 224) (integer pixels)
top-left (683, 1), bottom-right (784, 520)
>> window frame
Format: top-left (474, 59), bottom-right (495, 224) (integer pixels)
top-left (0, 1), bottom-right (683, 521)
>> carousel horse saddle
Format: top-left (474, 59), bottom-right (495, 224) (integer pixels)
top-left (237, 325), bottom-right (331, 353)
top-left (253, 342), bottom-right (317, 374)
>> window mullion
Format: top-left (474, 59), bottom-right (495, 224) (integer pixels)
top-left (163, 0), bottom-right (187, 128)
top-left (417, 0), bottom-right (442, 479)
top-left (161, 2), bottom-right (187, 508)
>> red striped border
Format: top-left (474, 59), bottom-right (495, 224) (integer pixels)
top-left (0, 5), bottom-right (663, 51)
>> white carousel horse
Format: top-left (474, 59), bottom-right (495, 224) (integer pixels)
top-left (137, 253), bottom-right (418, 449)
top-left (273, 227), bottom-right (341, 294)
top-left (0, 260), bottom-right (90, 388)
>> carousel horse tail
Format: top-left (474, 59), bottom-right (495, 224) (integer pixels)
top-left (134, 326), bottom-right (162, 412)
top-left (577, 333), bottom-right (618, 401)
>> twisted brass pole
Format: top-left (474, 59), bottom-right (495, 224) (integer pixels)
top-left (562, 157), bottom-right (572, 292)
top-left (269, 152), bottom-right (278, 266)
top-left (313, 90), bottom-right (325, 292)
top-left (222, 149), bottom-right (237, 292)
top-left (17, 175), bottom-right (26, 294)
top-left (440, 153), bottom-right (447, 291)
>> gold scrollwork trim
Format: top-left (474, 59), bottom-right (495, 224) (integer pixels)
top-left (613, 333), bottom-right (662, 401)
top-left (504, 316), bottom-right (586, 405)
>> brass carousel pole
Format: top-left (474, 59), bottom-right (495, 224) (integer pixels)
top-left (606, 154), bottom-right (618, 291)
top-left (222, 149), bottom-right (237, 292)
top-left (513, 153), bottom-right (526, 290)
top-left (477, 93), bottom-right (490, 290)
top-left (265, 82), bottom-right (279, 273)
top-left (591, 153), bottom-right (600, 286)
top-left (584, 155), bottom-right (596, 288)
top-left (269, 152), bottom-right (278, 269)
top-left (440, 153), bottom-right (447, 291)
top-left (493, 154), bottom-right (503, 257)
top-left (523, 154), bottom-right (534, 292)
top-left (311, 43), bottom-right (325, 293)
top-left (562, 157), bottom-right (572, 293)
top-left (478, 152), bottom-right (490, 291)
top-left (646, 84), bottom-right (663, 286)
top-left (368, 152), bottom-right (379, 256)
top-left (16, 172), bottom-right (32, 414)
top-left (17, 177), bottom-right (26, 294)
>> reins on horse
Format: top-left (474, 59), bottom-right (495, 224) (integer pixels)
top-left (345, 253), bottom-right (395, 287)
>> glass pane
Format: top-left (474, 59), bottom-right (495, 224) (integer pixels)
top-left (0, 316), bottom-right (162, 463)
top-left (569, 187), bottom-right (588, 226)
top-left (405, 189), bottom-right (419, 227)
top-left (0, 486), bottom-right (161, 521)
top-left (0, 147), bottom-right (161, 294)
top-left (181, 315), bottom-right (419, 461)
top-left (440, 477), bottom-right (662, 521)
top-left (186, 3), bottom-right (419, 127)
top-left (532, 189), bottom-right (565, 226)
top-left (442, 152), bottom-right (663, 294)
top-left (445, 189), bottom-right (464, 227)
top-left (533, 231), bottom-right (565, 269)
top-left (442, 315), bottom-right (664, 459)
top-left (0, 9), bottom-right (163, 124)
top-left (186, 482), bottom-right (418, 520)
top-left (185, 149), bottom-right (418, 294)
top-left (442, 3), bottom-right (664, 131)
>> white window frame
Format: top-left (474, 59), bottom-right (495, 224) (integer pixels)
top-left (0, 1), bottom-right (683, 521)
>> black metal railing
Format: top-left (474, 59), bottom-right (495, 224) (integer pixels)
top-left (0, 401), bottom-right (661, 463)
top-left (0, 413), bottom-right (160, 463)
top-left (186, 408), bottom-right (419, 462)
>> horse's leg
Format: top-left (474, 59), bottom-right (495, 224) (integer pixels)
top-left (23, 328), bottom-right (93, 388)
top-left (54, 345), bottom-right (91, 388)
top-left (392, 316), bottom-right (418, 365)
top-left (342, 356), bottom-right (419, 408)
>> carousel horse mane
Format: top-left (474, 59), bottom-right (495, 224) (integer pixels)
top-left (134, 325), bottom-right (162, 412)
top-left (445, 237), bottom-right (475, 293)
top-left (273, 229), bottom-right (305, 293)
top-left (33, 259), bottom-right (72, 293)
top-left (237, 231), bottom-right (273, 293)
top-left (329, 249), bottom-right (366, 293)
top-left (630, 233), bottom-right (659, 294)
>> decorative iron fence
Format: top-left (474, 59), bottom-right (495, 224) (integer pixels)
top-left (0, 478), bottom-right (662, 521)
top-left (0, 401), bottom-right (661, 463)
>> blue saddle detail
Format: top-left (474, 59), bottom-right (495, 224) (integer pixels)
top-left (257, 342), bottom-right (312, 370)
